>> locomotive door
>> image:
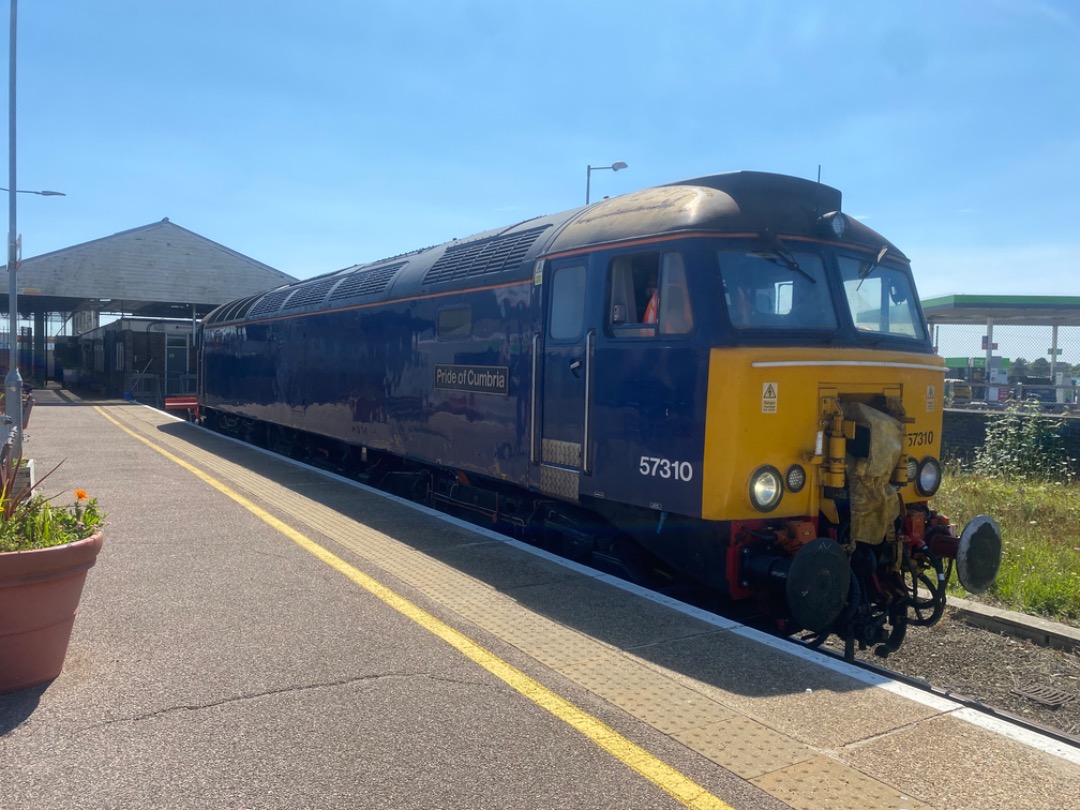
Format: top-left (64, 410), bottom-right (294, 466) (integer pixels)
top-left (536, 259), bottom-right (593, 501)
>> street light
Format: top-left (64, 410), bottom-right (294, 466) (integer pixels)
top-left (0, 187), bottom-right (64, 196)
top-left (5, 0), bottom-right (22, 465)
top-left (585, 161), bottom-right (628, 204)
top-left (1, 2), bottom-right (64, 464)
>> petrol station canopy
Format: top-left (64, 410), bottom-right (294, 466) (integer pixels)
top-left (921, 295), bottom-right (1080, 327)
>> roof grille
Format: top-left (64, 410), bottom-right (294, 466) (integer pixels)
top-left (283, 277), bottom-right (338, 310)
top-left (206, 295), bottom-right (256, 326)
top-left (230, 296), bottom-right (261, 322)
top-left (248, 288), bottom-right (294, 317)
top-left (328, 262), bottom-right (404, 302)
top-left (423, 226), bottom-right (549, 285)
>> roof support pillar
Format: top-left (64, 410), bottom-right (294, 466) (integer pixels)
top-left (33, 308), bottom-right (44, 384)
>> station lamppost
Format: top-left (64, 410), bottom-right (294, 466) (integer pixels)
top-left (0, 0), bottom-right (63, 463)
top-left (5, 0), bottom-right (22, 464)
top-left (585, 161), bottom-right (628, 204)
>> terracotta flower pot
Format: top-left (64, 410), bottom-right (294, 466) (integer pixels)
top-left (0, 532), bottom-right (104, 693)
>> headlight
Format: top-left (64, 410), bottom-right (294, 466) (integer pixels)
top-left (785, 464), bottom-right (806, 493)
top-left (915, 457), bottom-right (942, 497)
top-left (906, 457), bottom-right (918, 483)
top-left (750, 466), bottom-right (784, 512)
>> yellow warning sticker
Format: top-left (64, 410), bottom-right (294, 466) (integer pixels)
top-left (926, 385), bottom-right (936, 412)
top-left (762, 382), bottom-right (778, 414)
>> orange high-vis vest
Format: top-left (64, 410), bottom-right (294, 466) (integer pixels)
top-left (643, 291), bottom-right (659, 323)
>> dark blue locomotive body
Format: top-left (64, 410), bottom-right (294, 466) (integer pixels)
top-left (199, 171), bottom-right (1001, 652)
top-left (200, 199), bottom-right (719, 522)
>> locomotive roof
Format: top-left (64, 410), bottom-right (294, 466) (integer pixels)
top-left (204, 171), bottom-right (906, 327)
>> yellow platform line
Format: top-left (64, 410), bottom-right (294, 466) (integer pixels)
top-left (97, 407), bottom-right (733, 810)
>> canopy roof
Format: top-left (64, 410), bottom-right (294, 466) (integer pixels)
top-left (0, 218), bottom-right (296, 321)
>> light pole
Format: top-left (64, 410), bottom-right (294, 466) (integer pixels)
top-left (585, 161), bottom-right (628, 204)
top-left (6, 0), bottom-right (21, 464)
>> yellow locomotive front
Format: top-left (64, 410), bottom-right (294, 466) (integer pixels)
top-left (699, 218), bottom-right (1001, 657)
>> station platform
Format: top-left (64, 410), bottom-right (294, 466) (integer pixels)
top-left (2, 389), bottom-right (1078, 810)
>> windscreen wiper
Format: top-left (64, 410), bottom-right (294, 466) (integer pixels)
top-left (855, 245), bottom-right (890, 291)
top-left (762, 232), bottom-right (816, 283)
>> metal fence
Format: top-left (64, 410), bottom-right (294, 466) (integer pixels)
top-left (932, 323), bottom-right (1080, 411)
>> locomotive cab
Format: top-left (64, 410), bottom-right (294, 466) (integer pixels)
top-left (534, 178), bottom-right (1002, 656)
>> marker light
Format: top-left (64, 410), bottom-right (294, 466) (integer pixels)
top-left (785, 464), bottom-right (807, 493)
top-left (818, 211), bottom-right (847, 239)
top-left (915, 457), bottom-right (942, 497)
top-left (750, 466), bottom-right (784, 512)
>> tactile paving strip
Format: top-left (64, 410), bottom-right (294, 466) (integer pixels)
top-left (560, 651), bottom-right (736, 736)
top-left (673, 715), bottom-right (816, 780)
top-left (751, 755), bottom-right (933, 810)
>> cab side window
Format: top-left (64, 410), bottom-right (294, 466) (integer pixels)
top-left (608, 251), bottom-right (693, 336)
top-left (657, 253), bottom-right (693, 334)
top-left (549, 264), bottom-right (587, 340)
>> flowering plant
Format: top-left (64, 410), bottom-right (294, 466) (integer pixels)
top-left (0, 458), bottom-right (106, 553)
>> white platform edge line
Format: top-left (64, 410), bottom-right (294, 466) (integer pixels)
top-left (952, 708), bottom-right (1080, 766)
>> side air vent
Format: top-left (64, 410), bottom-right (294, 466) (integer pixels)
top-left (423, 225), bottom-right (549, 285)
top-left (248, 288), bottom-right (294, 317)
top-left (282, 277), bottom-right (339, 311)
top-left (328, 262), bottom-right (404, 302)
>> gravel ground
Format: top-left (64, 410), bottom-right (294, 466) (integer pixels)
top-left (824, 607), bottom-right (1080, 737)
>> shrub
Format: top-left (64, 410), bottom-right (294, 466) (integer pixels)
top-left (972, 401), bottom-right (1075, 483)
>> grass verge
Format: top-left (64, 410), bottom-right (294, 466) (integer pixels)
top-left (935, 473), bottom-right (1080, 624)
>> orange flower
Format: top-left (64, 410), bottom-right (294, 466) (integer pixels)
top-left (74, 489), bottom-right (89, 502)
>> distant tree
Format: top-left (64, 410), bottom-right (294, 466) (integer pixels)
top-left (1030, 357), bottom-right (1052, 378)
top-left (1009, 357), bottom-right (1029, 382)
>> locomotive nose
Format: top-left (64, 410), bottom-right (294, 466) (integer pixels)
top-left (785, 538), bottom-right (851, 633)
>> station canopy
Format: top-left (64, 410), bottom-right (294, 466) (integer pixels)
top-left (921, 295), bottom-right (1080, 326)
top-left (0, 218), bottom-right (296, 323)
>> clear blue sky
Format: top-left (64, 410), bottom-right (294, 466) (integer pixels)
top-left (4, 1), bottom-right (1078, 299)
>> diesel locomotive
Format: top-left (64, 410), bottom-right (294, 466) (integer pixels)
top-left (197, 171), bottom-right (1002, 656)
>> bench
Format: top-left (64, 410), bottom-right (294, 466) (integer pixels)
top-left (164, 396), bottom-right (199, 419)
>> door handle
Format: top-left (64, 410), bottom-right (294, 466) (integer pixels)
top-left (569, 359), bottom-right (582, 378)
